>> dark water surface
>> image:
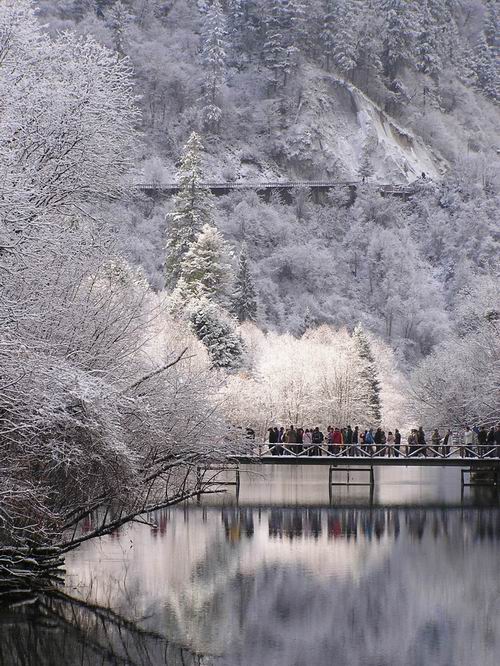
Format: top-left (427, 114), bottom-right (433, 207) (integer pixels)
top-left (2, 466), bottom-right (500, 666)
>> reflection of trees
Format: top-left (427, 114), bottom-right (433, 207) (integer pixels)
top-left (0, 591), bottom-right (210, 666)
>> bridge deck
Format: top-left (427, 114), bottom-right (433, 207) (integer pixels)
top-left (136, 180), bottom-right (418, 194)
top-left (233, 455), bottom-right (500, 468)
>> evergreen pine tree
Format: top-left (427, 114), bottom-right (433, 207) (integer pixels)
top-left (164, 133), bottom-right (215, 291)
top-left (485, 0), bottom-right (499, 58)
top-left (320, 0), bottom-right (337, 71)
top-left (200, 0), bottom-right (228, 130)
top-left (263, 0), bottom-right (297, 88)
top-left (188, 298), bottom-right (244, 370)
top-left (471, 31), bottom-right (499, 101)
top-left (71, 0), bottom-right (97, 21)
top-left (332, 0), bottom-right (357, 77)
top-left (380, 0), bottom-right (415, 79)
top-left (352, 324), bottom-right (382, 426)
top-left (289, 0), bottom-right (308, 52)
top-left (226, 0), bottom-right (246, 65)
top-left (105, 1), bottom-right (133, 54)
top-left (178, 223), bottom-right (235, 305)
top-left (358, 142), bottom-right (374, 180)
top-left (233, 243), bottom-right (257, 322)
top-left (416, 0), bottom-right (441, 78)
top-left (298, 305), bottom-right (314, 336)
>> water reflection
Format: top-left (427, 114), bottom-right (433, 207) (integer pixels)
top-left (0, 592), bottom-right (208, 666)
top-left (2, 466), bottom-right (500, 666)
top-left (219, 505), bottom-right (500, 543)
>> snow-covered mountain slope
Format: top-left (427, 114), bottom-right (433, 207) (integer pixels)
top-left (277, 67), bottom-right (447, 183)
top-left (36, 0), bottom-right (500, 363)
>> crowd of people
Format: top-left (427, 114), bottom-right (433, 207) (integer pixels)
top-left (265, 424), bottom-right (500, 458)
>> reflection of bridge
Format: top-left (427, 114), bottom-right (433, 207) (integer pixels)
top-left (136, 180), bottom-right (419, 198)
top-left (231, 444), bottom-right (500, 491)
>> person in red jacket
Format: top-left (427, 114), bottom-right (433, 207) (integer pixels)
top-left (332, 427), bottom-right (343, 454)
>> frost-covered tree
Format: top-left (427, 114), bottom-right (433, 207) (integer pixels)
top-left (263, 0), bottom-right (298, 88)
top-left (485, 0), bottom-right (499, 57)
top-left (105, 0), bottom-right (133, 53)
top-left (332, 0), bottom-right (357, 77)
top-left (222, 325), bottom-right (408, 433)
top-left (164, 133), bottom-right (215, 290)
top-left (352, 324), bottom-right (382, 426)
top-left (177, 223), bottom-right (235, 305)
top-left (0, 0), bottom-right (239, 561)
top-left (416, 0), bottom-right (441, 78)
top-left (411, 276), bottom-right (500, 427)
top-left (200, 0), bottom-right (228, 130)
top-left (471, 31), bottom-right (499, 101)
top-left (233, 243), bottom-right (258, 322)
top-left (188, 298), bottom-right (244, 370)
top-left (357, 141), bottom-right (375, 179)
top-left (318, 0), bottom-right (336, 70)
top-left (289, 0), bottom-right (308, 50)
top-left (380, 0), bottom-right (415, 79)
top-left (226, 0), bottom-right (246, 64)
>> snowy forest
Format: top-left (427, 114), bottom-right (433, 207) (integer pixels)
top-left (0, 0), bottom-right (499, 560)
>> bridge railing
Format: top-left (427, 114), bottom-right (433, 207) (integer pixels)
top-left (252, 443), bottom-right (500, 460)
top-left (135, 181), bottom-right (418, 193)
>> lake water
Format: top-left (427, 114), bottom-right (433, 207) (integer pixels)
top-left (2, 465), bottom-right (500, 666)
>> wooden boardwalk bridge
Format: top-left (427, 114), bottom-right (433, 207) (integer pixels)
top-left (228, 444), bottom-right (500, 490)
top-left (234, 442), bottom-right (500, 466)
top-left (136, 180), bottom-right (419, 199)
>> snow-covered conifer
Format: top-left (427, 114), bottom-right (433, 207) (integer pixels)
top-left (188, 298), bottom-right (244, 370)
top-left (471, 31), bottom-right (499, 101)
top-left (357, 141), bottom-right (375, 180)
top-left (332, 0), bottom-right (357, 77)
top-left (289, 0), bottom-right (308, 51)
top-left (105, 0), bottom-right (133, 53)
top-left (319, 0), bottom-right (337, 70)
top-left (263, 0), bottom-right (297, 88)
top-left (226, 0), bottom-right (246, 65)
top-left (380, 0), bottom-right (415, 79)
top-left (164, 133), bottom-right (215, 290)
top-left (485, 0), bottom-right (499, 58)
top-left (233, 243), bottom-right (258, 322)
top-left (416, 0), bottom-right (441, 78)
top-left (200, 0), bottom-right (227, 129)
top-left (352, 324), bottom-right (382, 426)
top-left (179, 223), bottom-right (235, 305)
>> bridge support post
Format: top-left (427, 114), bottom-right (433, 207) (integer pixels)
top-left (329, 466), bottom-right (375, 488)
top-left (461, 466), bottom-right (500, 488)
top-left (196, 466), bottom-right (202, 503)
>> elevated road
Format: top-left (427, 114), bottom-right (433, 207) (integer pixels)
top-left (136, 180), bottom-right (419, 197)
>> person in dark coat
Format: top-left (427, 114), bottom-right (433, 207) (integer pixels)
top-left (477, 426), bottom-right (487, 456)
top-left (345, 425), bottom-right (353, 455)
top-left (394, 428), bottom-right (401, 457)
top-left (352, 426), bottom-right (359, 455)
top-left (268, 427), bottom-right (278, 455)
top-left (417, 427), bottom-right (427, 457)
top-left (294, 427), bottom-right (304, 455)
top-left (495, 425), bottom-right (500, 458)
top-left (311, 427), bottom-right (324, 456)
